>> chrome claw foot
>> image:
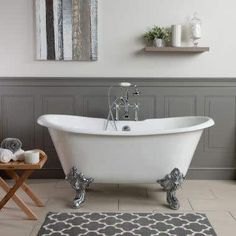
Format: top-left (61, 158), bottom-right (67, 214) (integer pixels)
top-left (65, 167), bottom-right (94, 209)
top-left (157, 168), bottom-right (184, 210)
top-left (167, 189), bottom-right (180, 210)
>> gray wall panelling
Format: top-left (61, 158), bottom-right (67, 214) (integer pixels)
top-left (0, 78), bottom-right (235, 179)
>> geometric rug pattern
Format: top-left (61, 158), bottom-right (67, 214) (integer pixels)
top-left (37, 212), bottom-right (217, 236)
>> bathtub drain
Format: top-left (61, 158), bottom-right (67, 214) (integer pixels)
top-left (122, 125), bottom-right (131, 131)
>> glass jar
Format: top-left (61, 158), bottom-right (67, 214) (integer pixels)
top-left (191, 12), bottom-right (202, 47)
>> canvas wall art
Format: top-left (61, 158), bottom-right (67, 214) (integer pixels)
top-left (35, 0), bottom-right (97, 61)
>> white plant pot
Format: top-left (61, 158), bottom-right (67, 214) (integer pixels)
top-left (153, 38), bottom-right (165, 47)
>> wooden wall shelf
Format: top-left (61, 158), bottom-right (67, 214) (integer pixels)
top-left (144, 47), bottom-right (209, 53)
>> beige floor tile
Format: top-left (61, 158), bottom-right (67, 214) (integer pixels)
top-left (26, 179), bottom-right (58, 184)
top-left (118, 184), bottom-right (159, 212)
top-left (182, 180), bottom-right (212, 190)
top-left (119, 198), bottom-right (162, 212)
top-left (120, 186), bottom-right (193, 212)
top-left (229, 212), bottom-right (236, 225)
top-left (82, 184), bottom-right (119, 202)
top-left (89, 183), bottom-right (119, 194)
top-left (229, 210), bottom-right (236, 220)
top-left (211, 189), bottom-right (236, 200)
top-left (0, 180), bottom-right (15, 196)
top-left (56, 181), bottom-right (119, 196)
top-left (0, 220), bottom-right (36, 236)
top-left (72, 185), bottom-right (119, 212)
top-left (80, 197), bottom-right (118, 212)
top-left (204, 211), bottom-right (236, 236)
top-left (180, 189), bottom-right (216, 200)
top-left (118, 184), bottom-right (148, 199)
top-left (24, 179), bottom-right (58, 198)
top-left (0, 197), bottom-right (48, 220)
top-left (207, 180), bottom-right (236, 190)
top-left (190, 198), bottom-right (236, 211)
top-left (35, 185), bottom-right (118, 216)
top-left (0, 188), bottom-right (48, 206)
top-left (147, 183), bottom-right (214, 200)
top-left (41, 196), bottom-right (118, 214)
top-left (119, 197), bottom-right (193, 212)
top-left (55, 179), bottom-right (70, 188)
top-left (149, 180), bottom-right (214, 191)
top-left (186, 180), bottom-right (236, 188)
top-left (147, 185), bottom-right (167, 198)
top-left (30, 222), bottom-right (43, 236)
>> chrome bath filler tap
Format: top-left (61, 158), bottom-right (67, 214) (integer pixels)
top-left (105, 82), bottom-right (140, 130)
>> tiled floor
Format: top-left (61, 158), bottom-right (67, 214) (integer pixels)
top-left (1, 179), bottom-right (236, 236)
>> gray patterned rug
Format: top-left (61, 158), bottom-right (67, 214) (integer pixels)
top-left (37, 212), bottom-right (216, 236)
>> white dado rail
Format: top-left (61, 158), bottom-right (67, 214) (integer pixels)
top-left (0, 77), bottom-right (235, 179)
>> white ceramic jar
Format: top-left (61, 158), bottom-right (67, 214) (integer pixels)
top-left (24, 150), bottom-right (40, 164)
top-left (171, 25), bottom-right (182, 47)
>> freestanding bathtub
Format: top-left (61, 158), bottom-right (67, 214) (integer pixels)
top-left (37, 115), bottom-right (214, 209)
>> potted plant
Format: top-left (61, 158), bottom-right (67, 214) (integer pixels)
top-left (144, 26), bottom-right (171, 47)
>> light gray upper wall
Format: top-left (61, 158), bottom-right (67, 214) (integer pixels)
top-left (0, 0), bottom-right (235, 77)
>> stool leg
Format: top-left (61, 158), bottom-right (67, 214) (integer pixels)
top-left (0, 177), bottom-right (37, 220)
top-left (0, 170), bottom-right (32, 209)
top-left (5, 170), bottom-right (44, 207)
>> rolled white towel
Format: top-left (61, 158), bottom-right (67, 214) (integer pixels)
top-left (0, 148), bottom-right (14, 163)
top-left (1, 138), bottom-right (22, 154)
top-left (12, 149), bottom-right (25, 161)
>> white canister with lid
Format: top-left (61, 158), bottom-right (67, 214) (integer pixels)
top-left (171, 24), bottom-right (182, 47)
top-left (24, 150), bottom-right (40, 164)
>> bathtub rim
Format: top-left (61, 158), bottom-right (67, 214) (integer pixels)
top-left (37, 114), bottom-right (214, 136)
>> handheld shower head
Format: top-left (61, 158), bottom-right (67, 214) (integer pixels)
top-left (119, 82), bottom-right (131, 87)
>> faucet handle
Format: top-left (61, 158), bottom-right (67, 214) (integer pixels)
top-left (120, 97), bottom-right (126, 103)
top-left (114, 103), bottom-right (120, 109)
top-left (133, 102), bottom-right (140, 110)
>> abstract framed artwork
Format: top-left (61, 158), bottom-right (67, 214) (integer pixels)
top-left (35, 0), bottom-right (97, 61)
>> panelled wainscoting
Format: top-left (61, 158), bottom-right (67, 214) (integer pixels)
top-left (0, 78), bottom-right (235, 179)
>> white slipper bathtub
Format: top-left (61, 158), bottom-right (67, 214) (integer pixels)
top-left (37, 115), bottom-right (214, 209)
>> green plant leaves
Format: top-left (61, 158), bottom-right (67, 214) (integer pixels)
top-left (144, 26), bottom-right (171, 42)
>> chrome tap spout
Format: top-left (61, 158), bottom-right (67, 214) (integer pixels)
top-left (105, 82), bottom-right (141, 130)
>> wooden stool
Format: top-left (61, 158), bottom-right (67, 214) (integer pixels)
top-left (0, 150), bottom-right (47, 220)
